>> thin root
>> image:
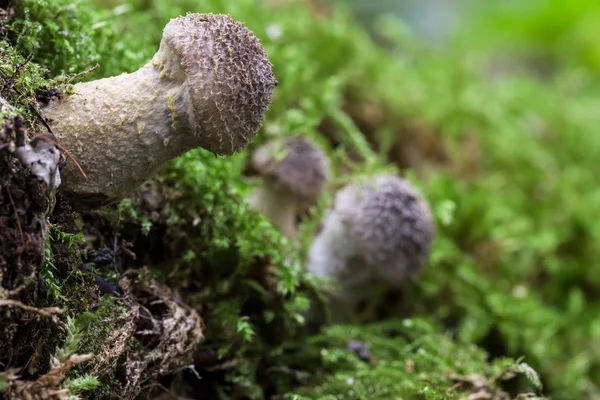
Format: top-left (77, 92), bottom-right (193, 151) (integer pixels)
top-left (0, 299), bottom-right (64, 324)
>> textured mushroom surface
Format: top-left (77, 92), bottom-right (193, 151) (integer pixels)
top-left (307, 175), bottom-right (435, 300)
top-left (162, 14), bottom-right (277, 155)
top-left (250, 136), bottom-right (329, 237)
top-left (252, 136), bottom-right (329, 202)
top-left (334, 175), bottom-right (434, 282)
top-left (41, 13), bottom-right (276, 205)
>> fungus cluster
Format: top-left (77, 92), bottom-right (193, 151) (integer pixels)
top-left (40, 13), bottom-right (277, 207)
top-left (249, 136), bottom-right (329, 238)
top-left (307, 174), bottom-right (435, 307)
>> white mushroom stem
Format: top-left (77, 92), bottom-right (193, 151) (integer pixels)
top-left (306, 208), bottom-right (374, 306)
top-left (41, 44), bottom-right (199, 201)
top-left (249, 180), bottom-right (300, 238)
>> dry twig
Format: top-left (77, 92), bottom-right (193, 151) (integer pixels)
top-left (0, 299), bottom-right (64, 324)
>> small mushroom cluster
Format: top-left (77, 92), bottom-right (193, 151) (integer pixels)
top-left (19, 9), bottom-right (434, 319)
top-left (248, 134), bottom-right (435, 316)
top-left (306, 175), bottom-right (434, 308)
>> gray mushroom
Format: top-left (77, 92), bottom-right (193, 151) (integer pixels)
top-left (15, 134), bottom-right (61, 191)
top-left (249, 136), bottom-right (329, 238)
top-left (40, 13), bottom-right (277, 207)
top-left (307, 174), bottom-right (434, 307)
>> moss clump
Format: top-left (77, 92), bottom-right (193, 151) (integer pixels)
top-left (0, 41), bottom-right (49, 120)
top-left (283, 318), bottom-right (542, 399)
top-left (111, 149), bottom-right (318, 398)
top-left (7, 0), bottom-right (148, 78)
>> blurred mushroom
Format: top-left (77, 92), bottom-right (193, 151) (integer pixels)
top-left (0, 96), bottom-right (15, 114)
top-left (40, 13), bottom-right (277, 208)
top-left (249, 136), bottom-right (329, 238)
top-left (307, 174), bottom-right (434, 307)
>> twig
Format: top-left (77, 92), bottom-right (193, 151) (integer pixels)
top-left (0, 66), bottom-right (11, 86)
top-left (27, 99), bottom-right (54, 134)
top-left (112, 232), bottom-right (119, 274)
top-left (220, 184), bottom-right (242, 204)
top-left (0, 74), bottom-right (54, 135)
top-left (14, 53), bottom-right (34, 76)
top-left (6, 283), bottom-right (27, 296)
top-left (64, 63), bottom-right (100, 83)
top-left (0, 299), bottom-right (64, 324)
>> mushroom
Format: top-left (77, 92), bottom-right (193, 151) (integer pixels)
top-left (306, 174), bottom-right (434, 308)
top-left (39, 13), bottom-right (277, 207)
top-left (0, 107), bottom-right (60, 192)
top-left (249, 136), bottom-right (329, 238)
top-left (14, 133), bottom-right (61, 191)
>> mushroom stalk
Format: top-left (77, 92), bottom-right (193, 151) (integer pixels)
top-left (306, 175), bottom-right (435, 311)
top-left (40, 13), bottom-right (276, 206)
top-left (306, 208), bottom-right (357, 280)
top-left (42, 62), bottom-right (193, 202)
top-left (249, 180), bottom-right (300, 238)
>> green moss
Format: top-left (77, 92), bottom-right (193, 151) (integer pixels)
top-left (0, 40), bottom-right (49, 119)
top-left (112, 148), bottom-right (320, 396)
top-left (7, 0), bottom-right (146, 78)
top-left (3, 0), bottom-right (600, 398)
top-left (62, 374), bottom-right (101, 396)
top-left (41, 224), bottom-right (85, 301)
top-left (284, 318), bottom-right (542, 399)
top-left (69, 296), bottom-right (119, 357)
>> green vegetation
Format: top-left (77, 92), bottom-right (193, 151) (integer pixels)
top-left (2, 0), bottom-right (600, 398)
top-left (464, 0), bottom-right (600, 73)
top-left (285, 318), bottom-right (543, 400)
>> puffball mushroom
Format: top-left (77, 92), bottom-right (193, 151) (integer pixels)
top-left (307, 174), bottom-right (434, 307)
top-left (249, 136), bottom-right (329, 238)
top-left (39, 13), bottom-right (277, 207)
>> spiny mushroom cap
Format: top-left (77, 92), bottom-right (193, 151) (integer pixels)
top-left (335, 175), bottom-right (435, 283)
top-left (161, 13), bottom-right (277, 155)
top-left (252, 136), bottom-right (329, 202)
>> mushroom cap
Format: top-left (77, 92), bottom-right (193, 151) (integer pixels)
top-left (161, 13), bottom-right (277, 155)
top-left (334, 175), bottom-right (435, 283)
top-left (252, 136), bottom-right (329, 202)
